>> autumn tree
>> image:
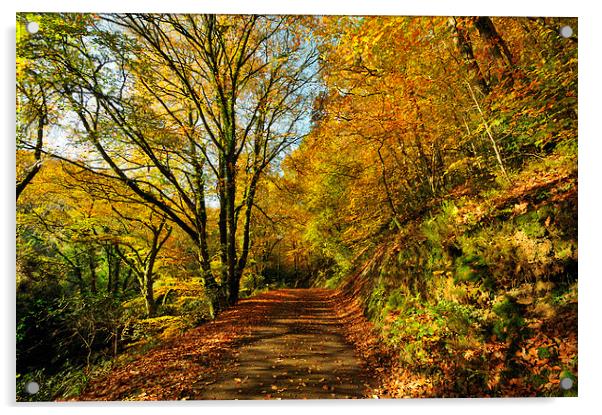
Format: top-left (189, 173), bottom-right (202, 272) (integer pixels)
top-left (110, 207), bottom-right (172, 317)
top-left (16, 14), bottom-right (68, 200)
top-left (23, 13), bottom-right (319, 310)
top-left (18, 159), bottom-right (125, 295)
top-left (276, 15), bottom-right (577, 286)
top-left (16, 75), bottom-right (47, 201)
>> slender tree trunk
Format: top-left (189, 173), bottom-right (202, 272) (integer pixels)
top-left (105, 245), bottom-right (113, 294)
top-left (237, 175), bottom-right (259, 273)
top-left (143, 269), bottom-right (156, 317)
top-left (409, 91), bottom-right (438, 195)
top-left (74, 265), bottom-right (85, 294)
top-left (196, 190), bottom-right (212, 276)
top-left (191, 140), bottom-right (219, 308)
top-left (122, 267), bottom-right (132, 293)
top-left (190, 139), bottom-right (212, 274)
top-left (230, 172), bottom-right (261, 305)
top-left (141, 225), bottom-right (165, 317)
top-left (466, 81), bottom-right (511, 183)
top-left (216, 156), bottom-right (229, 311)
top-left (376, 142), bottom-right (402, 230)
top-left (88, 250), bottom-right (97, 294)
top-left (226, 158), bottom-right (239, 305)
top-left (229, 269), bottom-right (242, 305)
top-left (112, 253), bottom-right (122, 294)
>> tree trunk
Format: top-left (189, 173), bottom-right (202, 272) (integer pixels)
top-left (74, 264), bottom-right (85, 294)
top-left (228, 269), bottom-right (241, 305)
top-left (190, 138), bottom-right (214, 285)
top-left (473, 17), bottom-right (515, 68)
top-left (143, 269), bottom-right (156, 317)
top-left (465, 81), bottom-right (511, 183)
top-left (376, 142), bottom-right (402, 229)
top-left (409, 90), bottom-right (438, 195)
top-left (105, 245), bottom-right (113, 294)
top-left (16, 107), bottom-right (45, 201)
top-left (225, 158), bottom-right (238, 306)
top-left (88, 250), bottom-right (97, 294)
top-left (237, 175), bottom-right (258, 275)
top-left (112, 252), bottom-right (122, 294)
top-left (122, 267), bottom-right (133, 293)
top-left (449, 17), bottom-right (490, 95)
top-left (214, 156), bottom-right (229, 312)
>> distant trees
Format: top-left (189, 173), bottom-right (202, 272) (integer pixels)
top-left (110, 206), bottom-right (173, 317)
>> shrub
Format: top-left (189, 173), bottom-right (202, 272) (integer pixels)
top-left (491, 295), bottom-right (525, 341)
top-left (17, 367), bottom-right (88, 402)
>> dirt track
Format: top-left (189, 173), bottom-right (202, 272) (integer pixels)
top-left (191, 289), bottom-right (371, 399)
top-left (80, 289), bottom-right (373, 401)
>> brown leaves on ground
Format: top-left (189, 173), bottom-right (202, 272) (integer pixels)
top-left (328, 289), bottom-right (396, 396)
top-left (457, 165), bottom-right (577, 228)
top-left (78, 293), bottom-right (275, 400)
top-left (331, 286), bottom-right (577, 398)
top-left (76, 287), bottom-right (576, 401)
top-left (78, 289), bottom-right (374, 401)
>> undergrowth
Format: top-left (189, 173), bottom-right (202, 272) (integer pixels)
top-left (336, 152), bottom-right (578, 397)
top-left (17, 278), bottom-right (213, 401)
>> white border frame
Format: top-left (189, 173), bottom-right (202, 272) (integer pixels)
top-left (3, 1), bottom-right (599, 415)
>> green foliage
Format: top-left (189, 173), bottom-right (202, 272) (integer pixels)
top-left (330, 151), bottom-right (577, 396)
top-left (384, 298), bottom-right (482, 368)
top-left (17, 366), bottom-right (89, 402)
top-left (119, 293), bottom-right (213, 350)
top-left (549, 283), bottom-right (577, 306)
top-left (384, 288), bottom-right (407, 312)
top-left (240, 272), bottom-right (265, 297)
top-left (324, 272), bottom-right (345, 289)
top-left (176, 297), bottom-right (213, 326)
top-left (491, 296), bottom-right (525, 340)
top-left (422, 201), bottom-right (459, 247)
top-left (17, 289), bottom-right (125, 374)
top-left (16, 285), bottom-right (130, 401)
top-left (366, 279), bottom-right (388, 323)
top-left (431, 300), bottom-right (480, 335)
top-left (515, 211), bottom-right (546, 238)
top-left (124, 316), bottom-right (186, 345)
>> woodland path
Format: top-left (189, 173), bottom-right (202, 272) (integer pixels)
top-left (80, 289), bottom-right (376, 401)
top-left (192, 289), bottom-right (371, 399)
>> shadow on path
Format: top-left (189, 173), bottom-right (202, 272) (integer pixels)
top-left (190, 289), bottom-right (371, 399)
